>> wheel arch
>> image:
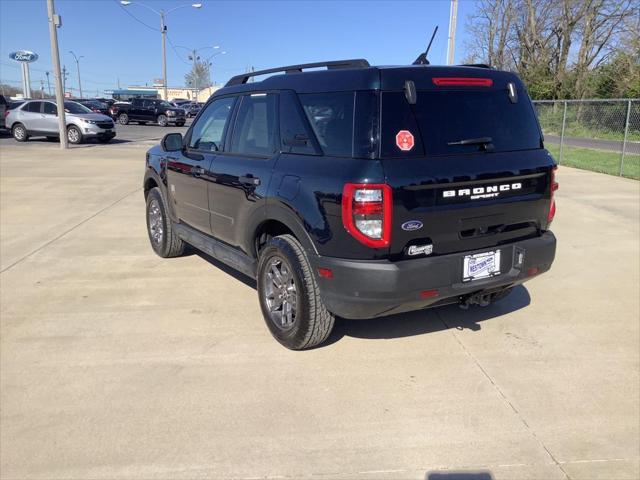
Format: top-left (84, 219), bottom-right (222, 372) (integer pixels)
top-left (249, 204), bottom-right (319, 260)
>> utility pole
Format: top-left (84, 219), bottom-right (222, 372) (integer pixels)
top-left (40, 79), bottom-right (45, 98)
top-left (45, 71), bottom-right (51, 95)
top-left (446, 0), bottom-right (458, 65)
top-left (69, 50), bottom-right (83, 99)
top-left (46, 0), bottom-right (68, 149)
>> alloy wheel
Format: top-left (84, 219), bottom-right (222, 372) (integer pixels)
top-left (148, 199), bottom-right (164, 245)
top-left (263, 256), bottom-right (298, 330)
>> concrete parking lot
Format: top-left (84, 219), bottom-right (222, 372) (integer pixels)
top-left (1, 131), bottom-right (639, 479)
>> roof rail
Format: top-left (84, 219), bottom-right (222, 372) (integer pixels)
top-left (460, 63), bottom-right (493, 69)
top-left (225, 59), bottom-right (371, 86)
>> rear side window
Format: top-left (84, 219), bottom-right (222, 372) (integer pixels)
top-left (381, 89), bottom-right (541, 157)
top-left (299, 92), bottom-right (354, 157)
top-left (24, 102), bottom-right (42, 113)
top-left (279, 92), bottom-right (318, 155)
top-left (230, 94), bottom-right (278, 156)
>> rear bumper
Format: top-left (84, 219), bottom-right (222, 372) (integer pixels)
top-left (309, 232), bottom-right (556, 319)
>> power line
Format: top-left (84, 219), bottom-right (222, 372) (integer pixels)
top-left (167, 34), bottom-right (192, 66)
top-left (111, 0), bottom-right (158, 32)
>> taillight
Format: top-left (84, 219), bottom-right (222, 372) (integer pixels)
top-left (342, 183), bottom-right (392, 248)
top-left (432, 77), bottom-right (493, 87)
top-left (548, 166), bottom-right (559, 224)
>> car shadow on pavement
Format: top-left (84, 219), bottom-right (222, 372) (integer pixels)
top-left (193, 247), bottom-right (530, 346)
top-left (426, 472), bottom-right (494, 480)
top-left (326, 285), bottom-right (531, 345)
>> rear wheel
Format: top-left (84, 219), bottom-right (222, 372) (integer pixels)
top-left (176, 121), bottom-right (185, 127)
top-left (157, 114), bottom-right (168, 127)
top-left (12, 123), bottom-right (28, 142)
top-left (146, 187), bottom-right (185, 258)
top-left (118, 113), bottom-right (129, 125)
top-left (67, 125), bottom-right (82, 144)
top-left (257, 234), bottom-right (335, 350)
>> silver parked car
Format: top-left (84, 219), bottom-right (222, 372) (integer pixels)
top-left (6, 99), bottom-right (116, 144)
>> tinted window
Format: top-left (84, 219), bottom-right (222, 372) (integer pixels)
top-left (230, 94), bottom-right (277, 156)
top-left (43, 102), bottom-right (57, 115)
top-left (188, 96), bottom-right (235, 151)
top-left (300, 92), bottom-right (354, 157)
top-left (63, 102), bottom-right (91, 114)
top-left (24, 102), bottom-right (42, 113)
top-left (279, 92), bottom-right (317, 155)
top-left (381, 90), bottom-right (541, 157)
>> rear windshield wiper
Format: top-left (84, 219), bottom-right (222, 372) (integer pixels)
top-left (447, 136), bottom-right (493, 146)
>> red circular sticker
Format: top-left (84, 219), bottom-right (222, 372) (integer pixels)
top-left (395, 130), bottom-right (414, 151)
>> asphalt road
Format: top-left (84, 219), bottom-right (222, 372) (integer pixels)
top-left (545, 134), bottom-right (640, 154)
top-left (1, 138), bottom-right (639, 479)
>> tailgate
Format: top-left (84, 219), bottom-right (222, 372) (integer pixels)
top-left (383, 149), bottom-right (555, 258)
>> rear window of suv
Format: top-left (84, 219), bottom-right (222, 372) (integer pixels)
top-left (381, 89), bottom-right (542, 157)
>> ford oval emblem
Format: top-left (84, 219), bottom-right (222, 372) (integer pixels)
top-left (401, 220), bottom-right (423, 231)
top-left (9, 50), bottom-right (38, 63)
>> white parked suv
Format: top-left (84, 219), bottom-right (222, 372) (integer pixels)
top-left (6, 99), bottom-right (116, 144)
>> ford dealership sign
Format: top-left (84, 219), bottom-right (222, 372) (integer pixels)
top-left (9, 50), bottom-right (38, 63)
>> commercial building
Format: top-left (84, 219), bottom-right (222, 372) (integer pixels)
top-left (106, 85), bottom-right (219, 102)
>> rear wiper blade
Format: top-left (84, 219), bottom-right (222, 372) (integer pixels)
top-left (447, 136), bottom-right (493, 146)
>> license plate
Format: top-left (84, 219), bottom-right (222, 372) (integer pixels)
top-left (463, 250), bottom-right (501, 282)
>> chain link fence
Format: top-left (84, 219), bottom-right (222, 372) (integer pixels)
top-left (533, 99), bottom-right (639, 179)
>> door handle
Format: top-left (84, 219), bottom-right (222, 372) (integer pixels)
top-left (239, 175), bottom-right (260, 186)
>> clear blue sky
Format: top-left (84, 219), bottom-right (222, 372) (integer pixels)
top-left (0, 0), bottom-right (476, 96)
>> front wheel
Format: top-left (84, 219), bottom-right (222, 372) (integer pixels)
top-left (146, 187), bottom-right (185, 258)
top-left (67, 125), bottom-right (82, 144)
top-left (257, 234), bottom-right (335, 350)
top-left (157, 114), bottom-right (168, 127)
top-left (118, 113), bottom-right (129, 125)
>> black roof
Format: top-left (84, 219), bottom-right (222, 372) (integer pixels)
top-left (216, 59), bottom-right (522, 97)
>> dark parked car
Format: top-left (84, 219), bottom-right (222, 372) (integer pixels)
top-left (113, 98), bottom-right (185, 126)
top-left (143, 59), bottom-right (557, 349)
top-left (183, 102), bottom-right (202, 118)
top-left (78, 99), bottom-right (110, 116)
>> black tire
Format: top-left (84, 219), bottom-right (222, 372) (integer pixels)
top-left (176, 121), bottom-right (185, 127)
top-left (257, 234), bottom-right (335, 350)
top-left (67, 125), bottom-right (83, 144)
top-left (145, 187), bottom-right (185, 258)
top-left (157, 114), bottom-right (168, 127)
top-left (12, 123), bottom-right (28, 142)
top-left (118, 113), bottom-right (129, 125)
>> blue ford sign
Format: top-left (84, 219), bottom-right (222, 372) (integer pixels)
top-left (9, 50), bottom-right (38, 63)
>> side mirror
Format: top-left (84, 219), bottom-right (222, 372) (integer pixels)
top-left (162, 132), bottom-right (183, 152)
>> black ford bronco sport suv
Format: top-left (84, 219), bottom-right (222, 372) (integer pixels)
top-left (143, 59), bottom-right (557, 350)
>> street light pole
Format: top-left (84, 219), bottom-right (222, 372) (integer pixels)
top-left (46, 0), bottom-right (68, 149)
top-left (160, 11), bottom-right (167, 100)
top-left (446, 0), bottom-right (458, 65)
top-left (69, 50), bottom-right (83, 99)
top-left (120, 1), bottom-right (202, 101)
